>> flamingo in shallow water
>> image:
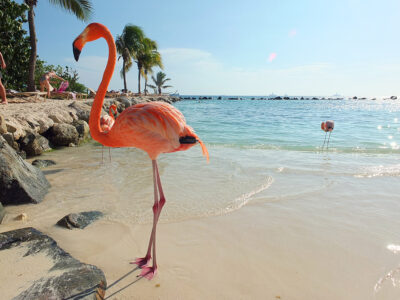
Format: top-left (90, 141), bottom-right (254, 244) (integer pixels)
top-left (73, 23), bottom-right (209, 280)
top-left (321, 120), bottom-right (334, 150)
top-left (100, 104), bottom-right (117, 162)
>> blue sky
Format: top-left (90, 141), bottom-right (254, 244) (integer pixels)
top-left (16, 0), bottom-right (400, 96)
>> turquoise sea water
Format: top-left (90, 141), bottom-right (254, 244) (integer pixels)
top-left (175, 99), bottom-right (400, 153)
top-left (18, 99), bottom-right (400, 224)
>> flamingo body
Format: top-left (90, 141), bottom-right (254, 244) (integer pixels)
top-left (73, 23), bottom-right (208, 280)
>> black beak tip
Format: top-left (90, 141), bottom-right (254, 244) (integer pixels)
top-left (73, 45), bottom-right (81, 62)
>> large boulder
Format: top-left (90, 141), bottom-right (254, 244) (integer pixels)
top-left (0, 135), bottom-right (50, 205)
top-left (19, 131), bottom-right (51, 157)
top-left (0, 227), bottom-right (106, 299)
top-left (57, 211), bottom-right (104, 229)
top-left (47, 123), bottom-right (79, 146)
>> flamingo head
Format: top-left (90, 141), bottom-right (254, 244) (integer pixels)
top-left (73, 23), bottom-right (110, 61)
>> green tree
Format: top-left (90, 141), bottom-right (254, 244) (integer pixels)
top-left (24, 0), bottom-right (93, 91)
top-left (0, 0), bottom-right (30, 91)
top-left (135, 37), bottom-right (159, 94)
top-left (115, 25), bottom-right (145, 92)
top-left (142, 46), bottom-right (163, 95)
top-left (147, 71), bottom-right (172, 95)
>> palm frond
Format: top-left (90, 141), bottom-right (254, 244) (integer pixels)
top-left (48, 0), bottom-right (92, 21)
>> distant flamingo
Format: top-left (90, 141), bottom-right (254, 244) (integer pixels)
top-left (321, 120), bottom-right (334, 150)
top-left (73, 23), bottom-right (209, 280)
top-left (100, 104), bottom-right (118, 162)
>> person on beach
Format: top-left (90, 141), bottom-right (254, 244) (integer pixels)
top-left (0, 51), bottom-right (7, 104)
top-left (40, 70), bottom-right (65, 97)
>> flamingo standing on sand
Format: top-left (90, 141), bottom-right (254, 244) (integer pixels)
top-left (100, 104), bottom-right (118, 162)
top-left (73, 23), bottom-right (209, 280)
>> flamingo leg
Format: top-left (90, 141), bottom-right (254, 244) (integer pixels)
top-left (138, 160), bottom-right (166, 280)
top-left (327, 131), bottom-right (332, 150)
top-left (109, 147), bottom-right (112, 162)
top-left (101, 145), bottom-right (104, 164)
top-left (321, 131), bottom-right (327, 151)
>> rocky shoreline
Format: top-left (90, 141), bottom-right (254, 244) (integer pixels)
top-left (0, 95), bottom-right (179, 158)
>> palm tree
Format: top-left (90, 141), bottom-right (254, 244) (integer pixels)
top-left (147, 71), bottom-right (172, 95)
top-left (142, 48), bottom-right (163, 95)
top-left (135, 37), bottom-right (159, 94)
top-left (115, 25), bottom-right (145, 92)
top-left (24, 0), bottom-right (92, 91)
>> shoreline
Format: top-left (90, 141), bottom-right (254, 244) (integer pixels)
top-left (0, 95), bottom-right (180, 159)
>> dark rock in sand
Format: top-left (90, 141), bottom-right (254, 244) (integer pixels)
top-left (0, 202), bottom-right (5, 223)
top-left (19, 131), bottom-right (51, 157)
top-left (47, 123), bottom-right (79, 147)
top-left (32, 159), bottom-right (56, 169)
top-left (0, 227), bottom-right (106, 299)
top-left (73, 120), bottom-right (90, 141)
top-left (0, 114), bottom-right (7, 134)
top-left (0, 136), bottom-right (50, 205)
top-left (57, 211), bottom-right (104, 229)
top-left (68, 101), bottom-right (92, 122)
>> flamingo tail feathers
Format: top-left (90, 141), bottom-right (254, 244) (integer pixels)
top-left (197, 138), bottom-right (209, 162)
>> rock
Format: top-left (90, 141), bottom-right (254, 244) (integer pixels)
top-left (2, 132), bottom-right (19, 151)
top-left (14, 212), bottom-right (27, 221)
top-left (48, 111), bottom-right (74, 124)
top-left (32, 159), bottom-right (56, 168)
top-left (19, 132), bottom-right (51, 157)
top-left (57, 211), bottom-right (103, 229)
top-left (0, 203), bottom-right (5, 223)
top-left (36, 117), bottom-right (54, 134)
top-left (73, 120), bottom-right (90, 141)
top-left (0, 227), bottom-right (106, 299)
top-left (391, 96), bottom-right (397, 100)
top-left (0, 136), bottom-right (50, 205)
top-left (116, 97), bottom-right (133, 109)
top-left (5, 119), bottom-right (25, 140)
top-left (47, 123), bottom-right (79, 147)
top-left (0, 114), bottom-right (7, 134)
top-left (68, 101), bottom-right (92, 122)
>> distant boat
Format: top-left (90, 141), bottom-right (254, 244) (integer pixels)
top-left (170, 90), bottom-right (180, 97)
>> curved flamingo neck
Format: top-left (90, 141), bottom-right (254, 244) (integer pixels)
top-left (89, 26), bottom-right (116, 145)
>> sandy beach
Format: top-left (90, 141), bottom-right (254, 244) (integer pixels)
top-left (1, 127), bottom-right (400, 299)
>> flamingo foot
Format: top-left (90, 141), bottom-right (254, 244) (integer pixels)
top-left (139, 266), bottom-right (157, 280)
top-left (131, 256), bottom-right (151, 268)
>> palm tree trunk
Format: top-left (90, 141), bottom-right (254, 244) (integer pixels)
top-left (122, 60), bottom-right (127, 92)
top-left (158, 86), bottom-right (161, 95)
top-left (137, 63), bottom-right (142, 95)
top-left (144, 71), bottom-right (148, 96)
top-left (27, 5), bottom-right (37, 91)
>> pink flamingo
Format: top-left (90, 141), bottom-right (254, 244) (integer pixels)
top-left (73, 23), bottom-right (209, 280)
top-left (321, 120), bottom-right (334, 150)
top-left (100, 104), bottom-right (118, 162)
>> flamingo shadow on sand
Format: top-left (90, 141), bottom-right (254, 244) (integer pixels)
top-left (73, 23), bottom-right (209, 280)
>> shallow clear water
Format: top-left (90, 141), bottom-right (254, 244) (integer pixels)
top-left (11, 99), bottom-right (398, 225)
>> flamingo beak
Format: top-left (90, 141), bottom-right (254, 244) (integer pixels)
top-left (73, 43), bottom-right (81, 62)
